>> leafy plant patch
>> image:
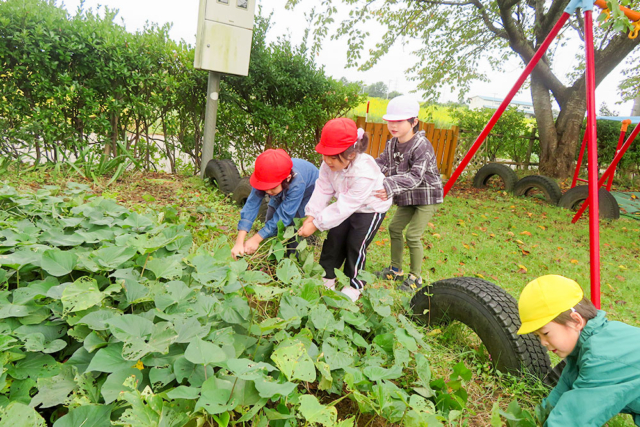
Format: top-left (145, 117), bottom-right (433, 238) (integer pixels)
top-left (0, 183), bottom-right (472, 426)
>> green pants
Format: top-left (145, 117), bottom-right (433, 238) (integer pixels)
top-left (389, 204), bottom-right (440, 277)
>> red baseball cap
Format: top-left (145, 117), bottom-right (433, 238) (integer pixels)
top-left (250, 149), bottom-right (293, 190)
top-left (315, 118), bottom-right (357, 156)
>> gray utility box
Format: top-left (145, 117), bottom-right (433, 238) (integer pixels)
top-left (194, 0), bottom-right (257, 76)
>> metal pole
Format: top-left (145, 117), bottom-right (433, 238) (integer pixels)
top-left (200, 71), bottom-right (221, 179)
top-left (443, 12), bottom-right (570, 197)
top-left (571, 130), bottom-right (589, 188)
top-left (606, 119), bottom-right (631, 191)
top-left (584, 10), bottom-right (601, 309)
top-left (571, 122), bottom-right (640, 222)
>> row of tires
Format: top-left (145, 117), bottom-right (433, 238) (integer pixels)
top-left (204, 159), bottom-right (269, 221)
top-left (204, 158), bottom-right (560, 385)
top-left (473, 163), bottom-right (620, 219)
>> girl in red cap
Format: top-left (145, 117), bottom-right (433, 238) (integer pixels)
top-left (298, 118), bottom-right (392, 302)
top-left (232, 149), bottom-right (319, 259)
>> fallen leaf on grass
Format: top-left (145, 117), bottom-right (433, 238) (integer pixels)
top-left (463, 244), bottom-right (470, 249)
top-left (606, 283), bottom-right (615, 291)
top-left (489, 233), bottom-right (496, 238)
top-left (615, 275), bottom-right (625, 282)
top-left (475, 273), bottom-right (485, 279)
top-left (507, 231), bottom-right (515, 237)
top-left (557, 247), bottom-right (563, 250)
top-left (522, 249), bottom-right (530, 256)
top-left (515, 239), bottom-right (525, 245)
top-left (570, 259), bottom-right (579, 264)
top-left (520, 231), bottom-right (532, 236)
top-left (428, 329), bottom-right (442, 336)
top-left (428, 222), bottom-right (435, 229)
top-left (619, 265), bottom-right (627, 270)
top-left (615, 300), bottom-right (627, 305)
top-left (538, 225), bottom-right (546, 230)
top-left (517, 264), bottom-right (527, 273)
top-left (432, 233), bottom-right (441, 238)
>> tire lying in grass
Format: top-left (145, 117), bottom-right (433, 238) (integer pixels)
top-left (411, 277), bottom-right (553, 383)
top-left (204, 159), bottom-right (241, 195)
top-left (514, 175), bottom-right (562, 205)
top-left (558, 185), bottom-right (620, 220)
top-left (231, 177), bottom-right (269, 223)
top-left (473, 163), bottom-right (518, 192)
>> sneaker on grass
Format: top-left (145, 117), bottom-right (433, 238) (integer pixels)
top-left (375, 266), bottom-right (404, 281)
top-left (398, 274), bottom-right (423, 292)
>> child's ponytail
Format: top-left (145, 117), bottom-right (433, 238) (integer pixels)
top-left (355, 128), bottom-right (369, 154)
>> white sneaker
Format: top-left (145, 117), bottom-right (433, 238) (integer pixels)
top-left (322, 278), bottom-right (336, 290)
top-left (340, 286), bottom-right (361, 302)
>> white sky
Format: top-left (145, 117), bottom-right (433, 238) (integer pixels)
top-left (59, 0), bottom-right (635, 114)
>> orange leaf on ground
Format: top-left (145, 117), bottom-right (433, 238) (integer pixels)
top-left (615, 275), bottom-right (626, 282)
top-left (428, 222), bottom-right (435, 229)
top-left (520, 231), bottom-right (531, 236)
top-left (538, 225), bottom-right (546, 230)
top-left (570, 259), bottom-right (579, 264)
top-left (517, 264), bottom-right (527, 273)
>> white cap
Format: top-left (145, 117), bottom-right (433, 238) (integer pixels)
top-left (383, 95), bottom-right (420, 121)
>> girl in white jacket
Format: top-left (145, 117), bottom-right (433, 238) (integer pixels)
top-left (298, 118), bottom-right (392, 301)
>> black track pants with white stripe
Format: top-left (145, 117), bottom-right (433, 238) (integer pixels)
top-left (319, 212), bottom-right (385, 290)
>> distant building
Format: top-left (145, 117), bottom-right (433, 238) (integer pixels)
top-left (468, 95), bottom-right (535, 118)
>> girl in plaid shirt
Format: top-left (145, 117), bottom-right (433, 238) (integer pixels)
top-left (374, 96), bottom-right (443, 291)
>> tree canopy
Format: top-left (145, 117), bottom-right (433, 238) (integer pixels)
top-left (288, 0), bottom-right (640, 178)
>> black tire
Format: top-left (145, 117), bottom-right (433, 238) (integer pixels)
top-left (204, 159), bottom-right (241, 195)
top-left (558, 186), bottom-right (620, 220)
top-left (514, 175), bottom-right (562, 205)
top-left (231, 177), bottom-right (269, 223)
top-left (473, 163), bottom-right (518, 192)
top-left (411, 277), bottom-right (552, 381)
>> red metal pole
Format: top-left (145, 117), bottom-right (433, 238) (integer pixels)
top-left (443, 12), bottom-right (570, 196)
top-left (572, 122), bottom-right (640, 222)
top-left (584, 10), bottom-right (601, 309)
top-left (571, 130), bottom-right (589, 189)
top-left (606, 120), bottom-right (631, 191)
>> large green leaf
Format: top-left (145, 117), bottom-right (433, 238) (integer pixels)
top-left (7, 353), bottom-right (60, 380)
top-left (30, 365), bottom-right (77, 409)
top-left (184, 338), bottom-right (226, 366)
top-left (61, 277), bottom-right (104, 313)
top-left (147, 255), bottom-right (183, 280)
top-left (0, 402), bottom-right (46, 427)
top-left (195, 377), bottom-right (234, 415)
top-left (41, 249), bottom-right (77, 277)
top-left (87, 343), bottom-right (136, 373)
top-left (107, 314), bottom-right (154, 342)
top-left (52, 404), bottom-right (113, 427)
top-left (101, 368), bottom-right (143, 403)
top-left (363, 365), bottom-right (404, 382)
top-left (271, 340), bottom-right (316, 382)
top-left (276, 259), bottom-right (301, 285)
top-left (298, 395), bottom-right (338, 427)
top-left (91, 246), bottom-right (137, 270)
top-left (253, 376), bottom-right (297, 398)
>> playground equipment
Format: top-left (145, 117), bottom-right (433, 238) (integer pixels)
top-left (412, 0), bottom-right (640, 383)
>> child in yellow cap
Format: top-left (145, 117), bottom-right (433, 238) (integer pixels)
top-left (517, 275), bottom-right (640, 426)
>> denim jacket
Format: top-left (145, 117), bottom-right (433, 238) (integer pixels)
top-left (238, 158), bottom-right (319, 239)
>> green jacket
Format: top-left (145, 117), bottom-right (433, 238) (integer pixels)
top-left (543, 310), bottom-right (640, 426)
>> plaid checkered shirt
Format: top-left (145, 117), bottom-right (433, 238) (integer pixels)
top-left (375, 130), bottom-right (444, 206)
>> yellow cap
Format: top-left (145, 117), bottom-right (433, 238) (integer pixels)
top-left (517, 275), bottom-right (584, 335)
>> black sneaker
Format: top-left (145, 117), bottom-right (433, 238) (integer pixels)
top-left (399, 274), bottom-right (423, 292)
top-left (375, 267), bottom-right (404, 281)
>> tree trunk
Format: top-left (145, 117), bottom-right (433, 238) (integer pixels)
top-left (632, 94), bottom-right (640, 116)
top-left (533, 74), bottom-right (588, 180)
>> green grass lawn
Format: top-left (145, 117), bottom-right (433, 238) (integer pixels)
top-left (4, 168), bottom-right (638, 426)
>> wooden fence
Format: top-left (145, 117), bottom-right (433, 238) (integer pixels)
top-left (355, 117), bottom-right (460, 178)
